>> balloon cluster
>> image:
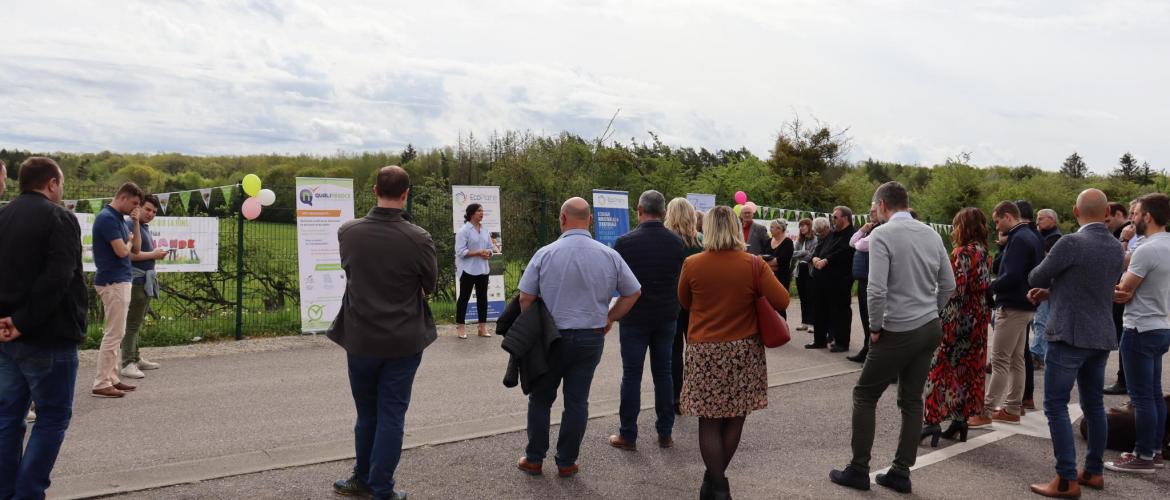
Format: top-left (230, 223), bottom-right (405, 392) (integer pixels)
top-left (732, 190), bottom-right (757, 216)
top-left (240, 174), bottom-right (276, 220)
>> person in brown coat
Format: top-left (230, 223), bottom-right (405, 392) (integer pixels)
top-left (678, 205), bottom-right (789, 500)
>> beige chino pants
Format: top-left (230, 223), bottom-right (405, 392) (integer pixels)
top-left (93, 282), bottom-right (132, 390)
top-left (984, 307), bottom-right (1034, 416)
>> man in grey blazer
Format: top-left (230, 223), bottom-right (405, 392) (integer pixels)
top-left (1025, 189), bottom-right (1124, 498)
top-left (740, 204), bottom-right (770, 256)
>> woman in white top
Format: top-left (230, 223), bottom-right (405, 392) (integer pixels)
top-left (455, 203), bottom-right (496, 339)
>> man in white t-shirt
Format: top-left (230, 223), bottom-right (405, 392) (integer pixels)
top-left (1107, 192), bottom-right (1170, 474)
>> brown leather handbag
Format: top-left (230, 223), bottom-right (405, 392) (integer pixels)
top-left (753, 256), bottom-right (791, 348)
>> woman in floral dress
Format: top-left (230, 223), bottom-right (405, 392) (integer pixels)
top-left (921, 207), bottom-right (992, 446)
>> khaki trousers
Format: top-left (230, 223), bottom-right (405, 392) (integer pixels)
top-left (984, 307), bottom-right (1034, 416)
top-left (93, 282), bottom-right (132, 390)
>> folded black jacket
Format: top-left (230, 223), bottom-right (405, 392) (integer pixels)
top-left (499, 297), bottom-right (560, 395)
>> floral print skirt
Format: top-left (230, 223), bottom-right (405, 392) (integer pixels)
top-left (680, 335), bottom-right (768, 418)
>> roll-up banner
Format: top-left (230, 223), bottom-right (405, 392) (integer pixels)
top-left (452, 186), bottom-right (506, 322)
top-left (295, 177), bottom-right (355, 333)
top-left (591, 189), bottom-right (629, 248)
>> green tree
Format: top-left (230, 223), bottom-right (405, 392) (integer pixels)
top-left (1113, 152), bottom-right (1141, 182)
top-left (766, 117), bottom-right (851, 210)
top-left (111, 164), bottom-right (165, 192)
top-left (1060, 152), bottom-right (1087, 179)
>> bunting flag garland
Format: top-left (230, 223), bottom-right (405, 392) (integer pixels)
top-left (64, 200), bottom-right (77, 212)
top-left (220, 185), bottom-right (234, 206)
top-left (157, 193), bottom-right (171, 214)
top-left (198, 188), bottom-right (213, 208)
top-left (178, 191), bottom-right (192, 211)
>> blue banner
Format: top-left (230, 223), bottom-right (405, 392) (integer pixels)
top-left (591, 189), bottom-right (629, 248)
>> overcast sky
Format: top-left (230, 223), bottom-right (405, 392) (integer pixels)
top-left (2, 0), bottom-right (1166, 173)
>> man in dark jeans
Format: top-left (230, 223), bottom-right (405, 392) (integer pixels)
top-left (328, 166), bottom-right (438, 500)
top-left (0, 158), bottom-right (89, 500)
top-left (517, 197), bottom-right (641, 478)
top-left (809, 206), bottom-right (857, 353)
top-left (608, 190), bottom-right (685, 451)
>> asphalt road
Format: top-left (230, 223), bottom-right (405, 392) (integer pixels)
top-left (38, 299), bottom-right (1169, 499)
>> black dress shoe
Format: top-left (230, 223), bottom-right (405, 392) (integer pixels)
top-left (333, 475), bottom-right (372, 497)
top-left (876, 471), bottom-right (912, 494)
top-left (1103, 383), bottom-right (1127, 395)
top-left (846, 349), bottom-right (868, 363)
top-left (829, 465), bottom-right (870, 491)
top-left (386, 492), bottom-right (408, 500)
top-left (829, 345), bottom-right (849, 353)
top-left (804, 342), bottom-right (828, 349)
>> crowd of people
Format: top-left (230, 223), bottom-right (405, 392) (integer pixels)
top-left (1, 158), bottom-right (1168, 500)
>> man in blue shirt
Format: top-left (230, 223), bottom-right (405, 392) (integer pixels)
top-left (516, 197), bottom-right (641, 478)
top-left (120, 195), bottom-right (169, 379)
top-left (91, 183), bottom-right (144, 398)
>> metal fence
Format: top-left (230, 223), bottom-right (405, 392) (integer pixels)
top-left (1, 182), bottom-right (568, 348)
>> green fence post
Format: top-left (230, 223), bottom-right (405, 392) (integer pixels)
top-left (235, 199), bottom-right (244, 341)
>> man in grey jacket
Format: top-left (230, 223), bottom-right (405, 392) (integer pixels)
top-left (1025, 189), bottom-right (1124, 498)
top-left (328, 166), bottom-right (437, 500)
top-left (830, 181), bottom-right (955, 494)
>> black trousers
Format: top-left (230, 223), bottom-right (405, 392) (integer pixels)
top-left (1112, 302), bottom-right (1127, 386)
top-left (857, 279), bottom-right (870, 352)
top-left (455, 272), bottom-right (489, 324)
top-left (796, 265), bottom-right (815, 325)
top-left (672, 309), bottom-right (688, 405)
top-left (815, 275), bottom-right (853, 348)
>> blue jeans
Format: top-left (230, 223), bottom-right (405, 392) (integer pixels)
top-left (526, 329), bottom-right (605, 468)
top-left (1030, 302), bottom-right (1051, 359)
top-left (347, 351), bottom-right (422, 498)
top-left (1119, 328), bottom-right (1170, 458)
top-left (0, 342), bottom-right (79, 500)
top-left (618, 321), bottom-right (676, 442)
top-left (1043, 341), bottom-right (1108, 481)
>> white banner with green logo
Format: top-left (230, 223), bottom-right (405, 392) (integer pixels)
top-left (295, 177), bottom-right (355, 333)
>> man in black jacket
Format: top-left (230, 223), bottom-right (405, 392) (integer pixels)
top-left (970, 201), bottom-right (1044, 428)
top-left (808, 206), bottom-right (857, 352)
top-left (0, 157), bottom-right (88, 500)
top-left (608, 190), bottom-right (685, 451)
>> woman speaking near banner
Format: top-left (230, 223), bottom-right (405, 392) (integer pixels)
top-left (455, 203), bottom-right (496, 339)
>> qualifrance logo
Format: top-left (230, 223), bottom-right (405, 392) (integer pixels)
top-left (299, 186), bottom-right (353, 207)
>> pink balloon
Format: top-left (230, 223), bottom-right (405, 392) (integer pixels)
top-left (242, 197), bottom-right (262, 220)
top-left (734, 191), bottom-right (747, 204)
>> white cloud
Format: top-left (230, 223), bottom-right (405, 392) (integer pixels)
top-left (0, 0), bottom-right (1166, 171)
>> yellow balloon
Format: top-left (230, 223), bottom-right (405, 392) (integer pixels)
top-left (733, 204), bottom-right (743, 216)
top-left (242, 174), bottom-right (262, 197)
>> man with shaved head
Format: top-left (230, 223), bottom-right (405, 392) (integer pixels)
top-left (517, 197), bottom-right (641, 478)
top-left (1025, 189), bottom-right (1125, 497)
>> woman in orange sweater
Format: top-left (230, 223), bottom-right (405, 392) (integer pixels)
top-left (678, 205), bottom-right (790, 500)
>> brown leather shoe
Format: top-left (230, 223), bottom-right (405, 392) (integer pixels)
top-left (557, 463), bottom-right (579, 478)
top-left (1023, 399), bottom-right (1036, 410)
top-left (113, 382), bottom-right (137, 392)
top-left (991, 409), bottom-right (1020, 424)
top-left (1029, 476), bottom-right (1081, 498)
top-left (516, 457), bottom-right (542, 475)
top-left (608, 434), bottom-right (636, 451)
top-left (1076, 470), bottom-right (1103, 490)
top-left (968, 414), bottom-right (993, 428)
top-left (91, 387), bottom-right (125, 398)
top-left (658, 436), bottom-right (674, 448)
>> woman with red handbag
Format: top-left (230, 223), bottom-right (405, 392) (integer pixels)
top-left (677, 206), bottom-right (790, 500)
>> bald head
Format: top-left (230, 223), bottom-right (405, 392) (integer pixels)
top-left (560, 197), bottom-right (592, 231)
top-left (1074, 188), bottom-right (1109, 223)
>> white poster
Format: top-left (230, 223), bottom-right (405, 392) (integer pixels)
top-left (295, 177), bottom-right (355, 333)
top-left (451, 186), bottom-right (505, 322)
top-left (686, 193), bottom-right (717, 213)
top-left (76, 214), bottom-right (220, 272)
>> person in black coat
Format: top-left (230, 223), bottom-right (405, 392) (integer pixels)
top-left (0, 158), bottom-right (88, 500)
top-left (763, 219), bottom-right (795, 318)
top-left (808, 206), bottom-right (857, 352)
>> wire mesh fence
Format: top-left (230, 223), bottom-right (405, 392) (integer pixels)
top-left (2, 181), bottom-right (566, 348)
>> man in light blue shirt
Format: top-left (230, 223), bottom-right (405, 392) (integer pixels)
top-left (516, 197), bottom-right (641, 478)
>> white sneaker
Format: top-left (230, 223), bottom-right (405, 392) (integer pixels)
top-left (137, 358), bottom-right (161, 370)
top-left (121, 362), bottom-right (146, 379)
